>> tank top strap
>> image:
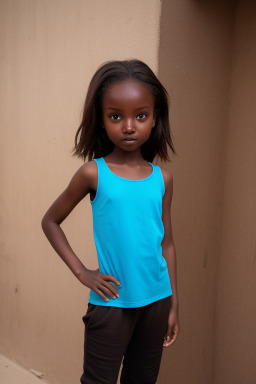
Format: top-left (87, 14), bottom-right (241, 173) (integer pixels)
top-left (149, 162), bottom-right (165, 197)
top-left (93, 157), bottom-right (106, 176)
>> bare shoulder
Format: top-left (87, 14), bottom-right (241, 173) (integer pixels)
top-left (159, 166), bottom-right (174, 204)
top-left (78, 159), bottom-right (98, 187)
top-left (159, 166), bottom-right (173, 188)
top-left (78, 160), bottom-right (97, 178)
top-left (69, 160), bottom-right (98, 192)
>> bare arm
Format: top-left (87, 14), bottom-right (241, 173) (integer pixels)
top-left (161, 167), bottom-right (180, 347)
top-left (41, 161), bottom-right (120, 301)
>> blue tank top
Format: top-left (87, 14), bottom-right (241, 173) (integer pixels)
top-left (88, 157), bottom-right (172, 308)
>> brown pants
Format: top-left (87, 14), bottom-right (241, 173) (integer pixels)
top-left (80, 296), bottom-right (171, 384)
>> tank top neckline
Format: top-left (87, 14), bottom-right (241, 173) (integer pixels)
top-left (101, 157), bottom-right (155, 182)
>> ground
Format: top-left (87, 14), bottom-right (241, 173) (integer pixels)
top-left (0, 354), bottom-right (50, 384)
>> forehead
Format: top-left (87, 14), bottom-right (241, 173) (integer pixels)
top-left (101, 80), bottom-right (154, 107)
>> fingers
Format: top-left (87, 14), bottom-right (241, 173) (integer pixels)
top-left (102, 281), bottom-right (120, 299)
top-left (95, 272), bottom-right (121, 302)
top-left (163, 326), bottom-right (180, 348)
top-left (94, 288), bottom-right (112, 302)
top-left (105, 274), bottom-right (121, 288)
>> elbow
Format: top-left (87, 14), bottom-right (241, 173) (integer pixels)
top-left (41, 213), bottom-right (51, 234)
top-left (41, 215), bottom-right (47, 233)
top-left (41, 213), bottom-right (60, 234)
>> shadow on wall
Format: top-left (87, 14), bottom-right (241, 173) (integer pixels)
top-left (158, 1), bottom-right (256, 384)
top-left (159, 0), bottom-right (256, 384)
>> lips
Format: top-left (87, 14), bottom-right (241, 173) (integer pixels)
top-left (122, 138), bottom-right (136, 141)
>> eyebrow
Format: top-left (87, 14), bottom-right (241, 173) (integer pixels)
top-left (106, 106), bottom-right (151, 111)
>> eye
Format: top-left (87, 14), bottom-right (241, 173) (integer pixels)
top-left (110, 114), bottom-right (121, 121)
top-left (137, 113), bottom-right (147, 120)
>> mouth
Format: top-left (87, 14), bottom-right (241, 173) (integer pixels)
top-left (122, 138), bottom-right (137, 141)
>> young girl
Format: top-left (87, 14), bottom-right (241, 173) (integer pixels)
top-left (42, 59), bottom-right (180, 384)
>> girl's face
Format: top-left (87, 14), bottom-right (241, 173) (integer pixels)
top-left (101, 80), bottom-right (155, 155)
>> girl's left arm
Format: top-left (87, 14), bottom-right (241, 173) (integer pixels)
top-left (161, 167), bottom-right (180, 347)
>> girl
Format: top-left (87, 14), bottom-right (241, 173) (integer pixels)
top-left (42, 59), bottom-right (180, 384)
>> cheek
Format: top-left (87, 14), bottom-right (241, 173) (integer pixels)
top-left (141, 126), bottom-right (153, 143)
top-left (103, 125), bottom-right (117, 141)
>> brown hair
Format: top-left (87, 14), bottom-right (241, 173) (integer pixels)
top-left (73, 59), bottom-right (176, 162)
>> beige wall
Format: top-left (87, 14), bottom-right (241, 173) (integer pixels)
top-left (0, 1), bottom-right (161, 384)
top-left (214, 1), bottom-right (256, 382)
top-left (1, 1), bottom-right (256, 384)
top-left (158, 1), bottom-right (236, 383)
top-left (158, 1), bottom-right (256, 384)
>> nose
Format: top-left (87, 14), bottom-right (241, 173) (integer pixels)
top-left (123, 118), bottom-right (135, 134)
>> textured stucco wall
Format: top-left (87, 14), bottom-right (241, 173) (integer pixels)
top-left (0, 1), bottom-right (161, 383)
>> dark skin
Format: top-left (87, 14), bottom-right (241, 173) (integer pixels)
top-left (42, 80), bottom-right (180, 347)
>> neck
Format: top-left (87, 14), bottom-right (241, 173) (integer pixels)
top-left (107, 148), bottom-right (146, 165)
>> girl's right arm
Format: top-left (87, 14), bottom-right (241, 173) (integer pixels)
top-left (41, 161), bottom-right (120, 302)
